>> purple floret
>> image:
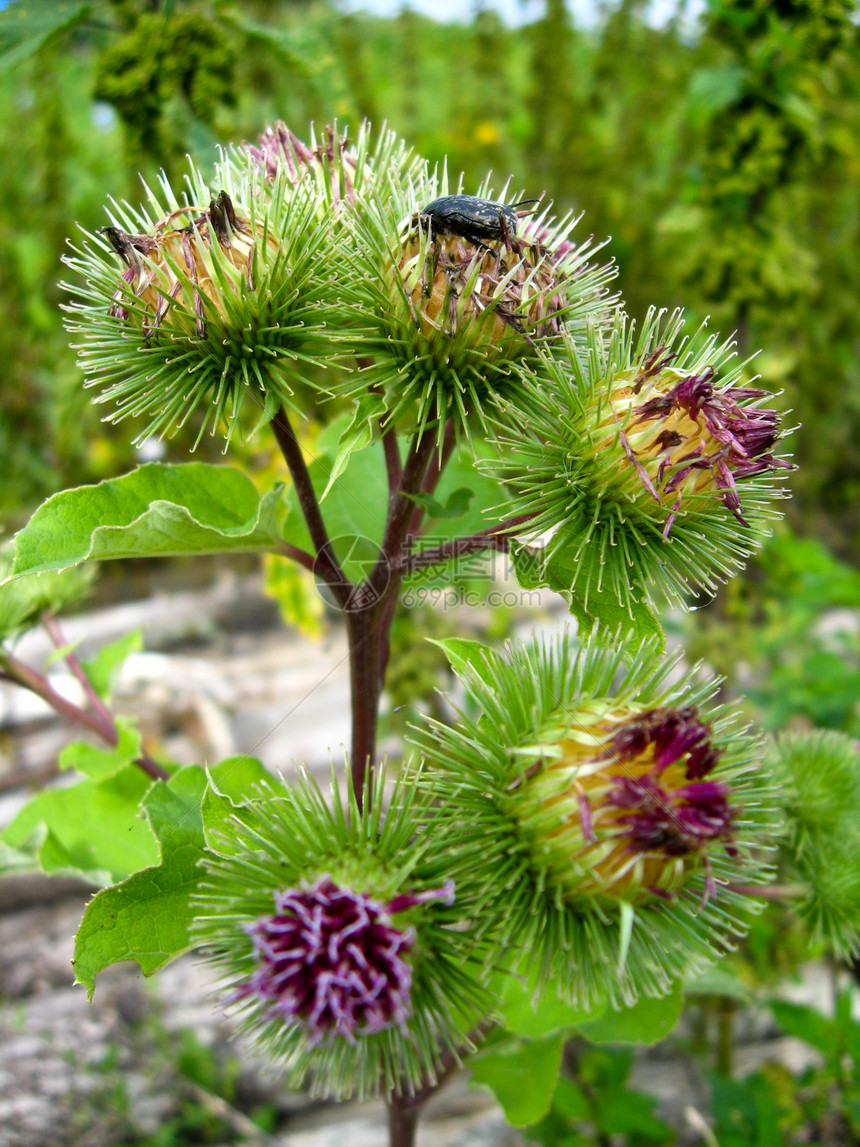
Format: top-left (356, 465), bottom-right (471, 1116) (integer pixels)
top-left (600, 706), bottom-right (722, 779)
top-left (629, 365), bottom-right (792, 528)
top-left (606, 774), bottom-right (735, 857)
top-left (238, 877), bottom-right (425, 1043)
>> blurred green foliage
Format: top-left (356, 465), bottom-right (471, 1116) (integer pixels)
top-left (1, 0), bottom-right (858, 733)
top-left (527, 1043), bottom-right (673, 1146)
top-left (684, 526), bottom-right (860, 734)
top-left (1, 0), bottom-right (857, 545)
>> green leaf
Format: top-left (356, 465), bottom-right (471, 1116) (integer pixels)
top-left (1, 765), bottom-right (158, 884)
top-left (709, 1072), bottom-right (784, 1147)
top-left (431, 441), bottom-right (509, 534)
top-left (58, 719), bottom-right (143, 782)
top-left (593, 1086), bottom-right (671, 1140)
top-left (0, 0), bottom-right (90, 73)
top-left (0, 834), bottom-right (43, 876)
top-left (430, 637), bottom-right (505, 687)
top-left (495, 964), bottom-right (607, 1038)
top-left (575, 980), bottom-right (684, 1045)
top-left (73, 766), bottom-right (209, 998)
top-left (407, 487), bottom-right (474, 520)
top-left (512, 542), bottom-right (665, 652)
top-left (284, 439), bottom-right (389, 581)
top-left (685, 966), bottom-right (751, 1003)
top-left (73, 758), bottom-right (286, 997)
top-left (80, 631), bottom-right (143, 701)
top-left (768, 999), bottom-right (835, 1055)
top-left (0, 560), bottom-right (95, 642)
top-left (688, 65), bottom-right (746, 121)
top-left (201, 757), bottom-right (286, 854)
top-left (320, 394), bottom-right (384, 501)
top-left (469, 1033), bottom-right (564, 1126)
top-left (10, 464), bottom-right (284, 577)
top-left (549, 1074), bottom-right (590, 1121)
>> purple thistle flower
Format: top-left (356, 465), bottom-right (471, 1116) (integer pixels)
top-left (599, 706), bottom-right (722, 779)
top-left (247, 123), bottom-right (359, 206)
top-left (627, 364), bottom-right (793, 530)
top-left (606, 774), bottom-right (735, 857)
top-left (236, 877), bottom-right (453, 1044)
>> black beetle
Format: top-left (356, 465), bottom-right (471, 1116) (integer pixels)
top-left (418, 194), bottom-right (529, 246)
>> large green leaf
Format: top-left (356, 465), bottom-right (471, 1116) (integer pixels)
top-left (73, 766), bottom-right (209, 998)
top-left (0, 0), bottom-right (90, 73)
top-left (469, 1033), bottom-right (564, 1126)
top-left (58, 719), bottom-right (143, 783)
top-left (575, 980), bottom-right (684, 1045)
top-left (10, 464), bottom-right (287, 577)
top-left (72, 758), bottom-right (279, 998)
top-left (512, 542), bottom-right (665, 651)
top-left (1, 764), bottom-right (158, 885)
top-left (494, 965), bottom-right (607, 1038)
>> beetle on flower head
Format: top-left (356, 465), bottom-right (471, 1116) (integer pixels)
top-left (418, 194), bottom-right (521, 247)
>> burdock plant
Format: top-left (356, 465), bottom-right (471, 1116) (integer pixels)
top-left (3, 120), bottom-right (845, 1147)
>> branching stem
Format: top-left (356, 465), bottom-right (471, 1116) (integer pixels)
top-left (42, 613), bottom-right (115, 729)
top-left (394, 514), bottom-right (536, 577)
top-left (0, 648), bottom-right (168, 782)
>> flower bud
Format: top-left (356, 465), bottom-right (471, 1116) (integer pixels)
top-left (338, 172), bottom-right (616, 441)
top-left (64, 164), bottom-right (332, 445)
top-left (410, 633), bottom-right (779, 1007)
top-left (193, 769), bottom-right (485, 1099)
top-left (236, 876), bottom-right (454, 1045)
top-left (489, 308), bottom-right (794, 610)
top-left (514, 705), bottom-right (735, 904)
top-left (247, 122), bottom-right (361, 206)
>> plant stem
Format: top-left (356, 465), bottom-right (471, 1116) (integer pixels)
top-left (346, 603), bottom-right (385, 810)
top-left (393, 514), bottom-right (535, 577)
top-left (716, 997), bottom-right (735, 1075)
top-left (277, 542), bottom-right (316, 573)
top-left (406, 418), bottom-right (456, 539)
top-left (349, 428), bottom-right (438, 807)
top-left (370, 430), bottom-right (438, 597)
top-left (387, 1096), bottom-right (420, 1147)
top-left (271, 405), bottom-right (351, 608)
top-left (42, 613), bottom-right (115, 729)
top-left (0, 649), bottom-right (168, 782)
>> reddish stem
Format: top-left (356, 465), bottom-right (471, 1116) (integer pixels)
top-left (0, 649), bottom-right (168, 782)
top-left (278, 542), bottom-right (316, 573)
top-left (406, 418), bottom-right (456, 539)
top-left (43, 613), bottom-right (115, 729)
top-left (346, 602), bottom-right (385, 811)
top-left (394, 514), bottom-right (535, 577)
top-left (387, 1097), bottom-right (420, 1147)
top-left (270, 405), bottom-right (351, 608)
top-left (369, 431), bottom-right (438, 598)
top-left (382, 417), bottom-right (402, 493)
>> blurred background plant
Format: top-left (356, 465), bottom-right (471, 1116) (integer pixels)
top-left (2, 0), bottom-right (860, 1141)
top-left (3, 0), bottom-right (857, 728)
